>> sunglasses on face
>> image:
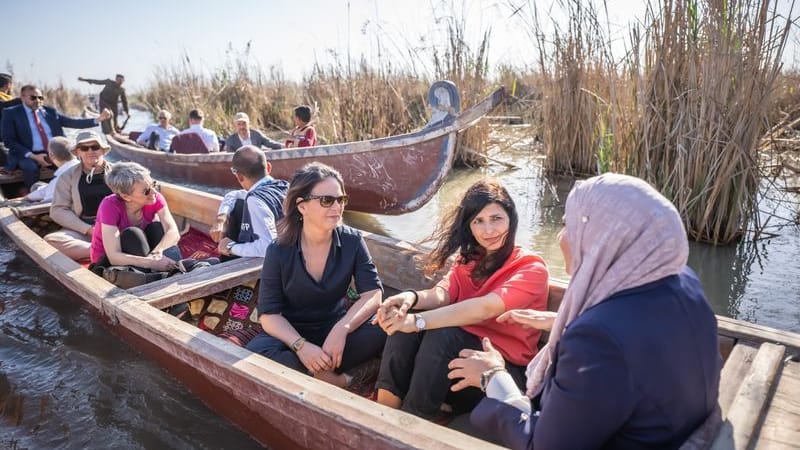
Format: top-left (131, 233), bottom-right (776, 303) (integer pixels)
top-left (143, 180), bottom-right (159, 196)
top-left (77, 144), bottom-right (103, 152)
top-left (158, 116), bottom-right (168, 120)
top-left (29, 95), bottom-right (45, 101)
top-left (303, 194), bottom-right (349, 208)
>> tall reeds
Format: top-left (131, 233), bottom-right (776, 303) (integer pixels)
top-left (633, 0), bottom-right (790, 244)
top-left (524, 0), bottom-right (792, 244)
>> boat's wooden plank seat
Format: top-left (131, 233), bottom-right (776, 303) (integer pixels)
top-left (0, 167), bottom-right (55, 184)
top-left (713, 342), bottom-right (787, 450)
top-left (10, 202), bottom-right (51, 218)
top-left (131, 257), bottom-right (263, 309)
top-left (756, 357), bottom-right (800, 449)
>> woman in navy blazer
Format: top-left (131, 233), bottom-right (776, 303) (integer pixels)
top-left (448, 173), bottom-right (722, 449)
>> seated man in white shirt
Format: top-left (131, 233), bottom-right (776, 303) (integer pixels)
top-left (179, 108), bottom-right (220, 152)
top-left (136, 109), bottom-right (179, 151)
top-left (209, 145), bottom-right (288, 258)
top-left (23, 136), bottom-right (80, 203)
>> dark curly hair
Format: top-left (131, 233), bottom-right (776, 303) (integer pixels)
top-left (424, 179), bottom-right (519, 283)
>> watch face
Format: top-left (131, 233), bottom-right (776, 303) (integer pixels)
top-left (415, 315), bottom-right (426, 330)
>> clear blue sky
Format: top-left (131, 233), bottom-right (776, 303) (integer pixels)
top-left (4, 0), bottom-right (797, 94)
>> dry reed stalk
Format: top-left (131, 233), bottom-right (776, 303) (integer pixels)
top-left (41, 83), bottom-right (87, 116)
top-left (521, 0), bottom-right (792, 244)
top-left (430, 2), bottom-right (494, 166)
top-left (633, 0), bottom-right (791, 244)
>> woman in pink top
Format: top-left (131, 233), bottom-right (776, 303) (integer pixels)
top-left (90, 162), bottom-right (181, 272)
top-left (375, 179), bottom-right (549, 419)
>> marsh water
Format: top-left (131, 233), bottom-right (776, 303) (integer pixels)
top-left (1, 112), bottom-right (798, 448)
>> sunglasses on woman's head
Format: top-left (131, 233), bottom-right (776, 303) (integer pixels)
top-left (143, 180), bottom-right (159, 196)
top-left (303, 194), bottom-right (349, 208)
top-left (77, 144), bottom-right (102, 152)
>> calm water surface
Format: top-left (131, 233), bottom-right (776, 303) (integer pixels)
top-left (2, 113), bottom-right (798, 448)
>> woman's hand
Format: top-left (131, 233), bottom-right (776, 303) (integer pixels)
top-left (380, 312), bottom-right (418, 335)
top-left (322, 325), bottom-right (348, 370)
top-left (497, 309), bottom-right (557, 331)
top-left (375, 292), bottom-right (415, 325)
top-left (147, 253), bottom-right (176, 272)
top-left (296, 342), bottom-right (333, 374)
top-left (447, 337), bottom-right (506, 392)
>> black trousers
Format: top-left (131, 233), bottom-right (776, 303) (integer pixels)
top-left (375, 326), bottom-right (527, 419)
top-left (246, 318), bottom-right (386, 376)
top-left (94, 222), bottom-right (181, 270)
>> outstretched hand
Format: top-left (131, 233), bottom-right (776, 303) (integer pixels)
top-left (447, 337), bottom-right (506, 392)
top-left (497, 309), bottom-right (557, 331)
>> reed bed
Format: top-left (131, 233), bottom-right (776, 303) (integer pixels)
top-left (41, 83), bottom-right (87, 117)
top-left (523, 0), bottom-right (793, 244)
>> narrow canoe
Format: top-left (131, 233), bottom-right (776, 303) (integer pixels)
top-left (1, 183), bottom-right (798, 449)
top-left (106, 81), bottom-right (506, 215)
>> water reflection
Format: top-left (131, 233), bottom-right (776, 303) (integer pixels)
top-left (0, 234), bottom-right (261, 449)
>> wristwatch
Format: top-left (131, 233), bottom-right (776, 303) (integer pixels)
top-left (291, 337), bottom-right (306, 352)
top-left (225, 240), bottom-right (236, 254)
top-left (414, 313), bottom-right (427, 331)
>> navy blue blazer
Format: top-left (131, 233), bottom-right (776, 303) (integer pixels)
top-left (471, 268), bottom-right (722, 450)
top-left (1, 104), bottom-right (97, 160)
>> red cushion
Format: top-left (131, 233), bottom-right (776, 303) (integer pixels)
top-left (170, 133), bottom-right (209, 154)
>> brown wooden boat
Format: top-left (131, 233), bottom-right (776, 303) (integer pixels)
top-left (0, 167), bottom-right (55, 201)
top-left (105, 81), bottom-right (506, 215)
top-left (1, 183), bottom-right (798, 449)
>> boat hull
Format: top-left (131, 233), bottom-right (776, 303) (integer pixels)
top-left (106, 84), bottom-right (506, 215)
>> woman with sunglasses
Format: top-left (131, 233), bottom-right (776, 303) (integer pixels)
top-left (374, 179), bottom-right (549, 420)
top-left (246, 162), bottom-right (385, 388)
top-left (46, 130), bottom-right (115, 261)
top-left (89, 162), bottom-right (181, 272)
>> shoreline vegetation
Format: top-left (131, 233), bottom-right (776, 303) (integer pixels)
top-left (31, 0), bottom-right (800, 245)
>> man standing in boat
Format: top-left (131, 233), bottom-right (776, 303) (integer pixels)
top-left (210, 145), bottom-right (288, 258)
top-left (1, 85), bottom-right (111, 190)
top-left (78, 74), bottom-right (129, 134)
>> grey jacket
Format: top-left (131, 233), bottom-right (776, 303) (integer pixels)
top-left (225, 129), bottom-right (283, 152)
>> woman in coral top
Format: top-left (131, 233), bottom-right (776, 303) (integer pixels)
top-left (374, 179), bottom-right (549, 419)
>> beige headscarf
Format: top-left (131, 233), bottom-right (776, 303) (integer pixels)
top-left (526, 173), bottom-right (689, 396)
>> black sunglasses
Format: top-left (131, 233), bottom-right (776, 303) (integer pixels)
top-left (77, 144), bottom-right (103, 152)
top-left (29, 95), bottom-right (45, 101)
top-left (158, 116), bottom-right (168, 120)
top-left (303, 194), bottom-right (349, 208)
top-left (143, 180), bottom-right (159, 196)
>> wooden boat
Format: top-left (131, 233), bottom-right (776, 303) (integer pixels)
top-left (1, 183), bottom-right (798, 449)
top-left (105, 81), bottom-right (506, 215)
top-left (0, 167), bottom-right (55, 202)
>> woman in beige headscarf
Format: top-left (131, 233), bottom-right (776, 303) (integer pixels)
top-left (448, 173), bottom-right (722, 449)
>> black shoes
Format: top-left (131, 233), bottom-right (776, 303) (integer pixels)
top-left (176, 257), bottom-right (221, 274)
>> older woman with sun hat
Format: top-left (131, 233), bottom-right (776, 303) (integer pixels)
top-left (46, 130), bottom-right (114, 261)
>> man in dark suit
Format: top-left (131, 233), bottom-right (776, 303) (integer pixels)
top-left (1, 84), bottom-right (111, 188)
